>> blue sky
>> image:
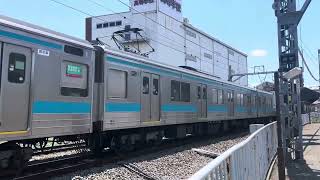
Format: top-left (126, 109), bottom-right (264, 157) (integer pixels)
top-left (1, 0), bottom-right (319, 87)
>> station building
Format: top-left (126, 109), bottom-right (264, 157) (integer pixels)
top-left (85, 0), bottom-right (248, 86)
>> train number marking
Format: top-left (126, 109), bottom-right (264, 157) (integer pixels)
top-left (38, 49), bottom-right (50, 57)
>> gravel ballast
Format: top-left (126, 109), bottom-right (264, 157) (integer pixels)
top-left (52, 133), bottom-right (248, 180)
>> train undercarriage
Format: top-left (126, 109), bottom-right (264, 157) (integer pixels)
top-left (0, 117), bottom-right (274, 177)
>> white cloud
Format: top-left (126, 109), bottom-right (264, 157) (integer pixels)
top-left (250, 49), bottom-right (268, 57)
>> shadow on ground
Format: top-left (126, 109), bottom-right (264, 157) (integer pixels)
top-left (286, 125), bottom-right (320, 180)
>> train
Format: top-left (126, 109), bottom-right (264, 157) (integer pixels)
top-left (0, 15), bottom-right (275, 172)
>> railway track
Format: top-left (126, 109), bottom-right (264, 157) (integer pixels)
top-left (5, 131), bottom-right (247, 180)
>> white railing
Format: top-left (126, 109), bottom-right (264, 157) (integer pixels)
top-left (189, 122), bottom-right (278, 180)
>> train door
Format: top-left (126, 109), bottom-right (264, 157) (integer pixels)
top-left (0, 43), bottom-right (31, 132)
top-left (197, 84), bottom-right (207, 118)
top-left (247, 95), bottom-right (252, 116)
top-left (141, 72), bottom-right (160, 122)
top-left (227, 90), bottom-right (235, 117)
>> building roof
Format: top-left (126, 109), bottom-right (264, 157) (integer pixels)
top-left (301, 87), bottom-right (320, 105)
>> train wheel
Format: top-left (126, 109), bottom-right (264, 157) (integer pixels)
top-left (0, 143), bottom-right (32, 176)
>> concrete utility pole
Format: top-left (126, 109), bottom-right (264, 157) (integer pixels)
top-left (273, 0), bottom-right (311, 179)
top-left (318, 49), bottom-right (320, 88)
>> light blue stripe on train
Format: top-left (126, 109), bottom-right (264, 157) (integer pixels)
top-left (0, 29), bottom-right (63, 50)
top-left (162, 104), bottom-right (197, 113)
top-left (33, 101), bottom-right (91, 114)
top-left (105, 103), bottom-right (141, 112)
top-left (208, 105), bottom-right (227, 112)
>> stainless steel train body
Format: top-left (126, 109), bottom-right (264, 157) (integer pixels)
top-left (0, 15), bottom-right (275, 147)
top-left (0, 15), bottom-right (94, 142)
top-left (98, 49), bottom-right (275, 132)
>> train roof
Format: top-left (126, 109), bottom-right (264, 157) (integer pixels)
top-left (104, 47), bottom-right (272, 95)
top-left (0, 15), bottom-right (93, 49)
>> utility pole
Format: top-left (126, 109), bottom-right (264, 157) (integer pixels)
top-left (318, 49), bottom-right (320, 88)
top-left (273, 0), bottom-right (311, 179)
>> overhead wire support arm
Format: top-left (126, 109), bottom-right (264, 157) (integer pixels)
top-left (228, 71), bottom-right (278, 82)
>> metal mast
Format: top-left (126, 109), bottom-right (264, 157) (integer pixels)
top-left (273, 0), bottom-right (311, 179)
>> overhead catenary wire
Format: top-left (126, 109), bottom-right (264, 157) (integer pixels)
top-left (87, 0), bottom-right (187, 51)
top-left (91, 0), bottom-right (240, 64)
top-left (47, 0), bottom-right (115, 46)
top-left (299, 48), bottom-right (319, 82)
top-left (115, 0), bottom-right (243, 62)
top-left (48, 0), bottom-right (240, 75)
top-left (49, 0), bottom-right (187, 56)
top-left (86, 0), bottom-right (189, 54)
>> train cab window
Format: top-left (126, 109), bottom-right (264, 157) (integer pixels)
top-left (8, 53), bottom-right (26, 84)
top-left (197, 86), bottom-right (201, 99)
top-left (218, 90), bottom-right (224, 104)
top-left (171, 80), bottom-right (180, 101)
top-left (181, 82), bottom-right (190, 102)
top-left (212, 89), bottom-right (218, 104)
top-left (61, 61), bottom-right (88, 97)
top-left (143, 77), bottom-right (149, 94)
top-left (153, 79), bottom-right (159, 95)
top-left (108, 69), bottom-right (127, 98)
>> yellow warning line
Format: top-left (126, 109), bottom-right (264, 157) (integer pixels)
top-left (0, 130), bottom-right (28, 135)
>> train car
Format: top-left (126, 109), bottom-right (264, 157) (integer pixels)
top-left (92, 47), bottom-right (276, 149)
top-left (0, 15), bottom-right (276, 173)
top-left (0, 15), bottom-right (94, 170)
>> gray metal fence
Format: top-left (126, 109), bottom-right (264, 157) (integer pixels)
top-left (189, 122), bottom-right (277, 180)
top-left (302, 114), bottom-right (310, 125)
top-left (310, 112), bottom-right (320, 123)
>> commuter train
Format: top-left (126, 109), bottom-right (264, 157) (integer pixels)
top-left (0, 15), bottom-right (275, 172)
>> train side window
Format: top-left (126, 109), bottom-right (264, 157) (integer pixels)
top-left (212, 89), bottom-right (218, 104)
top-left (153, 78), bottom-right (159, 95)
top-left (108, 69), bottom-right (127, 98)
top-left (64, 45), bottom-right (84, 57)
top-left (8, 53), bottom-right (26, 84)
top-left (237, 93), bottom-right (241, 105)
top-left (143, 77), bottom-right (149, 94)
top-left (181, 82), bottom-right (190, 102)
top-left (171, 80), bottom-right (180, 101)
top-left (218, 90), bottom-right (224, 104)
top-left (197, 86), bottom-right (201, 99)
top-left (203, 87), bottom-right (207, 99)
top-left (247, 95), bottom-right (251, 107)
top-left (61, 61), bottom-right (88, 97)
top-left (241, 94), bottom-right (244, 106)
